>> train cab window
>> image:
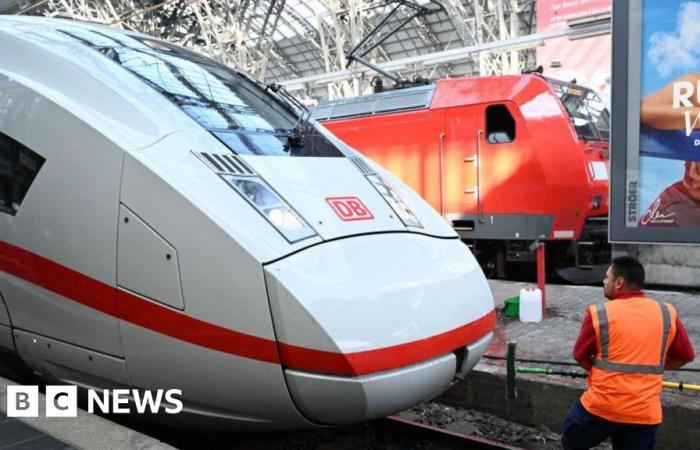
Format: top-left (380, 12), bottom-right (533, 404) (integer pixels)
top-left (0, 132), bottom-right (45, 216)
top-left (486, 105), bottom-right (516, 144)
top-left (58, 28), bottom-right (344, 157)
top-left (552, 82), bottom-right (610, 143)
top-left (585, 91), bottom-right (611, 141)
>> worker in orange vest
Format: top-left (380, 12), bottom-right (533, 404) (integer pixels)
top-left (562, 256), bottom-right (695, 449)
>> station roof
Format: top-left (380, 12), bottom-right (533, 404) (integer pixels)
top-left (0, 0), bottom-right (535, 101)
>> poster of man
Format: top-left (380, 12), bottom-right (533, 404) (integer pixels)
top-left (637, 1), bottom-right (700, 227)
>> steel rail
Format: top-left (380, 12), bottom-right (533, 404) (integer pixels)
top-left (376, 415), bottom-right (526, 450)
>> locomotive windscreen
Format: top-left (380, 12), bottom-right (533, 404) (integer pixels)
top-left (552, 82), bottom-right (610, 143)
top-left (54, 27), bottom-right (343, 158)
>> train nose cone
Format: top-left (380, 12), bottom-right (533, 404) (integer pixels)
top-left (264, 233), bottom-right (495, 425)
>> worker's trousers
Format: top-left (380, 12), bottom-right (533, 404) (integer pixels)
top-left (562, 400), bottom-right (659, 450)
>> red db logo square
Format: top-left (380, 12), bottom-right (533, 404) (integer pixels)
top-left (326, 197), bottom-right (374, 221)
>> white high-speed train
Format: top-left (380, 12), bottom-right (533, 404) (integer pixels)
top-left (0, 17), bottom-right (495, 429)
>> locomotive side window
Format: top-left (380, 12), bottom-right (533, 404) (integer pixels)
top-left (0, 132), bottom-right (45, 216)
top-left (486, 104), bottom-right (516, 144)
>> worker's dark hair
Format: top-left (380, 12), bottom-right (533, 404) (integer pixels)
top-left (611, 256), bottom-right (645, 289)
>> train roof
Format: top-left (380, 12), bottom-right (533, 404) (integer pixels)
top-left (312, 84), bottom-right (436, 121)
top-left (0, 16), bottom-right (200, 151)
top-left (313, 75), bottom-right (558, 121)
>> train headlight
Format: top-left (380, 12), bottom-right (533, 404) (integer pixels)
top-left (224, 176), bottom-right (316, 243)
top-left (366, 174), bottom-right (423, 228)
top-left (267, 206), bottom-right (305, 231)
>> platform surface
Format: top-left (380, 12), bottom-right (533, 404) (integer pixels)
top-left (0, 411), bottom-right (73, 450)
top-left (484, 280), bottom-right (700, 372)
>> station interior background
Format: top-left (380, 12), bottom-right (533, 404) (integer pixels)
top-left (0, 2), bottom-right (699, 449)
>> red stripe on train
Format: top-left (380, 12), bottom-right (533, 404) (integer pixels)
top-left (279, 310), bottom-right (495, 376)
top-left (0, 241), bottom-right (494, 375)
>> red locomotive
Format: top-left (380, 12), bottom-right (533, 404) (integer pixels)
top-left (315, 75), bottom-right (610, 282)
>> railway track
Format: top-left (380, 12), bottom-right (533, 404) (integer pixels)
top-left (372, 416), bottom-right (525, 450)
top-left (143, 416), bottom-right (526, 449)
top-left (120, 413), bottom-right (526, 449)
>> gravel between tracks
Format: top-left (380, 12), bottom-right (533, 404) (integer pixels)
top-left (124, 401), bottom-right (615, 449)
top-left (399, 402), bottom-right (612, 450)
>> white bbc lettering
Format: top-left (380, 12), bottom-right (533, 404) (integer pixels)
top-left (133, 390), bottom-right (163, 414)
top-left (111, 389), bottom-right (131, 414)
top-left (45, 386), bottom-right (78, 417)
top-left (7, 386), bottom-right (39, 417)
top-left (164, 390), bottom-right (183, 414)
top-left (87, 390), bottom-right (110, 414)
top-left (6, 386), bottom-right (184, 416)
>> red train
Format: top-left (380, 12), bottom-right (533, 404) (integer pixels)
top-left (314, 75), bottom-right (610, 282)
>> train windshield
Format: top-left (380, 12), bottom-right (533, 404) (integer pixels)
top-left (552, 82), bottom-right (610, 143)
top-left (58, 28), bottom-right (343, 157)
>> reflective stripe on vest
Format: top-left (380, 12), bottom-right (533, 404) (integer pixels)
top-left (592, 301), bottom-right (672, 375)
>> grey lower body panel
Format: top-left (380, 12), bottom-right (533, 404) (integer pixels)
top-left (447, 214), bottom-right (554, 241)
top-left (0, 290), bottom-right (10, 327)
top-left (0, 324), bottom-right (13, 352)
top-left (13, 330), bottom-right (130, 388)
top-left (285, 354), bottom-right (456, 425)
top-left (285, 332), bottom-right (493, 425)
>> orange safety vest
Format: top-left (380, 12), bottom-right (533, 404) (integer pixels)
top-left (580, 296), bottom-right (677, 425)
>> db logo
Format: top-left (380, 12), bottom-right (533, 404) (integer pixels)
top-left (326, 196), bottom-right (374, 221)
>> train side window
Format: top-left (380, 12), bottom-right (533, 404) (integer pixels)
top-left (486, 104), bottom-right (516, 144)
top-left (0, 132), bottom-right (45, 216)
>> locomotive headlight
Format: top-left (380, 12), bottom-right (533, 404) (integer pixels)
top-left (224, 176), bottom-right (316, 242)
top-left (366, 174), bottom-right (423, 228)
top-left (590, 195), bottom-right (603, 211)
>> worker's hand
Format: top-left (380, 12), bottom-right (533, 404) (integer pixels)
top-left (641, 74), bottom-right (700, 130)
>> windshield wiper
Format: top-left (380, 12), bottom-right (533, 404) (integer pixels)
top-left (266, 83), bottom-right (308, 115)
top-left (283, 109), bottom-right (312, 152)
top-left (232, 73), bottom-right (311, 149)
top-left (234, 71), bottom-right (304, 116)
top-left (231, 73), bottom-right (312, 150)
top-left (265, 83), bottom-right (313, 152)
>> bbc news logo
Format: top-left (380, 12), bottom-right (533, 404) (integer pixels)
top-left (7, 386), bottom-right (183, 417)
top-left (326, 196), bottom-right (374, 221)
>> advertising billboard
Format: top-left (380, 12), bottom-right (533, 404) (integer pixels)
top-left (537, 0), bottom-right (611, 29)
top-left (610, 0), bottom-right (700, 243)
